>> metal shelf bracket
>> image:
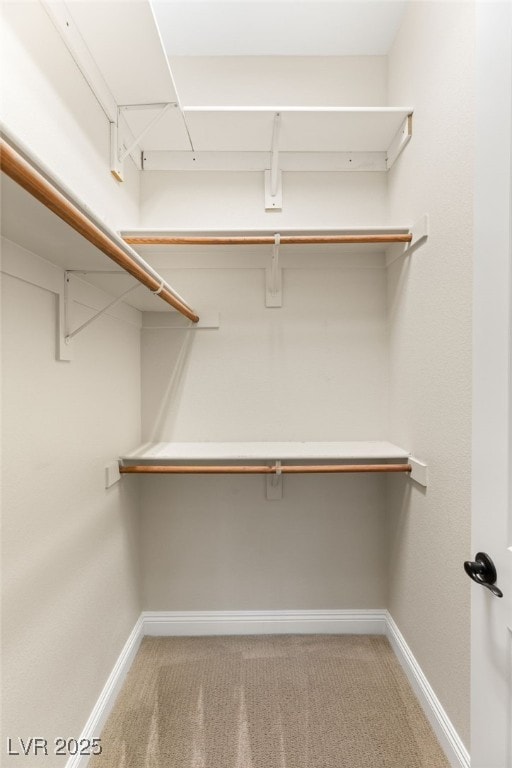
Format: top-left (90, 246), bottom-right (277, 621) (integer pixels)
top-left (111, 102), bottom-right (176, 182)
top-left (64, 271), bottom-right (139, 343)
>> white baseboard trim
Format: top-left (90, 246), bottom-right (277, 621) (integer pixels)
top-left (142, 609), bottom-right (387, 636)
top-left (65, 616), bottom-right (144, 768)
top-left (386, 612), bottom-right (470, 768)
top-left (72, 609), bottom-right (468, 768)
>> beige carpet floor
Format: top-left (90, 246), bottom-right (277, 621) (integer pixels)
top-left (90, 634), bottom-right (450, 768)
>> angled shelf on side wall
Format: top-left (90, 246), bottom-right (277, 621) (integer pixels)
top-left (0, 132), bottom-right (201, 361)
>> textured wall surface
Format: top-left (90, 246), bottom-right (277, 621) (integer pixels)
top-left (141, 473), bottom-right (388, 610)
top-left (170, 55), bottom-right (387, 106)
top-left (140, 171), bottom-right (388, 231)
top-left (141, 263), bottom-right (389, 442)
top-left (139, 260), bottom-right (389, 610)
top-left (1, 244), bottom-right (142, 766)
top-left (386, 2), bottom-right (474, 748)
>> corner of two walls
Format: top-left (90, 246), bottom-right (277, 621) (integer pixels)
top-left (385, 2), bottom-right (474, 749)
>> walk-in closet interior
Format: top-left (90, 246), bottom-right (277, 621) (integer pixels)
top-left (2, 2), bottom-right (508, 767)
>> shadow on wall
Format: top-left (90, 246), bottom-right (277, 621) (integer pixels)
top-left (386, 474), bottom-right (428, 596)
top-left (387, 247), bottom-right (412, 327)
top-left (143, 328), bottom-right (196, 442)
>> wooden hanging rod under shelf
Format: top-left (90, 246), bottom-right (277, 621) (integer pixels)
top-left (0, 139), bottom-right (199, 323)
top-left (124, 234), bottom-right (413, 246)
top-left (119, 463), bottom-right (412, 475)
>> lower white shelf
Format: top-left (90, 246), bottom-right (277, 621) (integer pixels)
top-left (120, 440), bottom-right (410, 463)
top-left (112, 441), bottom-right (427, 496)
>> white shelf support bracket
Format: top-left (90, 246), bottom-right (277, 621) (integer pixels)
top-left (57, 273), bottom-right (73, 362)
top-left (105, 462), bottom-right (121, 489)
top-left (266, 461), bottom-right (283, 500)
top-left (265, 112), bottom-right (282, 210)
top-left (408, 213), bottom-right (429, 251)
top-left (266, 233), bottom-right (282, 307)
top-left (386, 214), bottom-right (429, 266)
top-left (111, 103), bottom-right (174, 181)
top-left (110, 115), bottom-right (124, 182)
top-left (409, 456), bottom-right (428, 487)
top-left (64, 272), bottom-right (139, 344)
top-left (386, 113), bottom-right (413, 170)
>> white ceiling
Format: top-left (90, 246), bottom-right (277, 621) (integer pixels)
top-left (151, 1), bottom-right (408, 57)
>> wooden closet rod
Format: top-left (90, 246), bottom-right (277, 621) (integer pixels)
top-left (0, 139), bottom-right (199, 323)
top-left (124, 234), bottom-right (413, 246)
top-left (120, 463), bottom-right (412, 475)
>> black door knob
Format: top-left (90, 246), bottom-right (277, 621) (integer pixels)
top-left (464, 552), bottom-right (503, 598)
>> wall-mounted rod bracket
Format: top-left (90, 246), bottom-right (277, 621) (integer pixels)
top-left (266, 460), bottom-right (283, 500)
top-left (265, 113), bottom-right (282, 210)
top-left (271, 460), bottom-right (282, 485)
top-left (408, 455), bottom-right (428, 487)
top-left (266, 233), bottom-right (282, 307)
top-left (386, 214), bottom-right (429, 266)
top-left (105, 462), bottom-right (121, 488)
top-left (404, 213), bottom-right (429, 255)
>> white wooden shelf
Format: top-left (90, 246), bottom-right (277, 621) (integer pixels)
top-left (117, 441), bottom-right (426, 497)
top-left (121, 441), bottom-right (410, 463)
top-left (41, 5), bottom-right (414, 179)
top-left (115, 441), bottom-right (428, 496)
top-left (121, 226), bottom-right (411, 237)
top-left (178, 106), bottom-right (411, 152)
top-left (141, 107), bottom-right (412, 162)
top-left (142, 106), bottom-right (413, 171)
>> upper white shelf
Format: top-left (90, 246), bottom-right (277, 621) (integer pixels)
top-left (43, 4), bottom-right (413, 174)
top-left (180, 107), bottom-right (413, 153)
top-left (121, 441), bottom-right (410, 463)
top-left (140, 107), bottom-right (414, 173)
